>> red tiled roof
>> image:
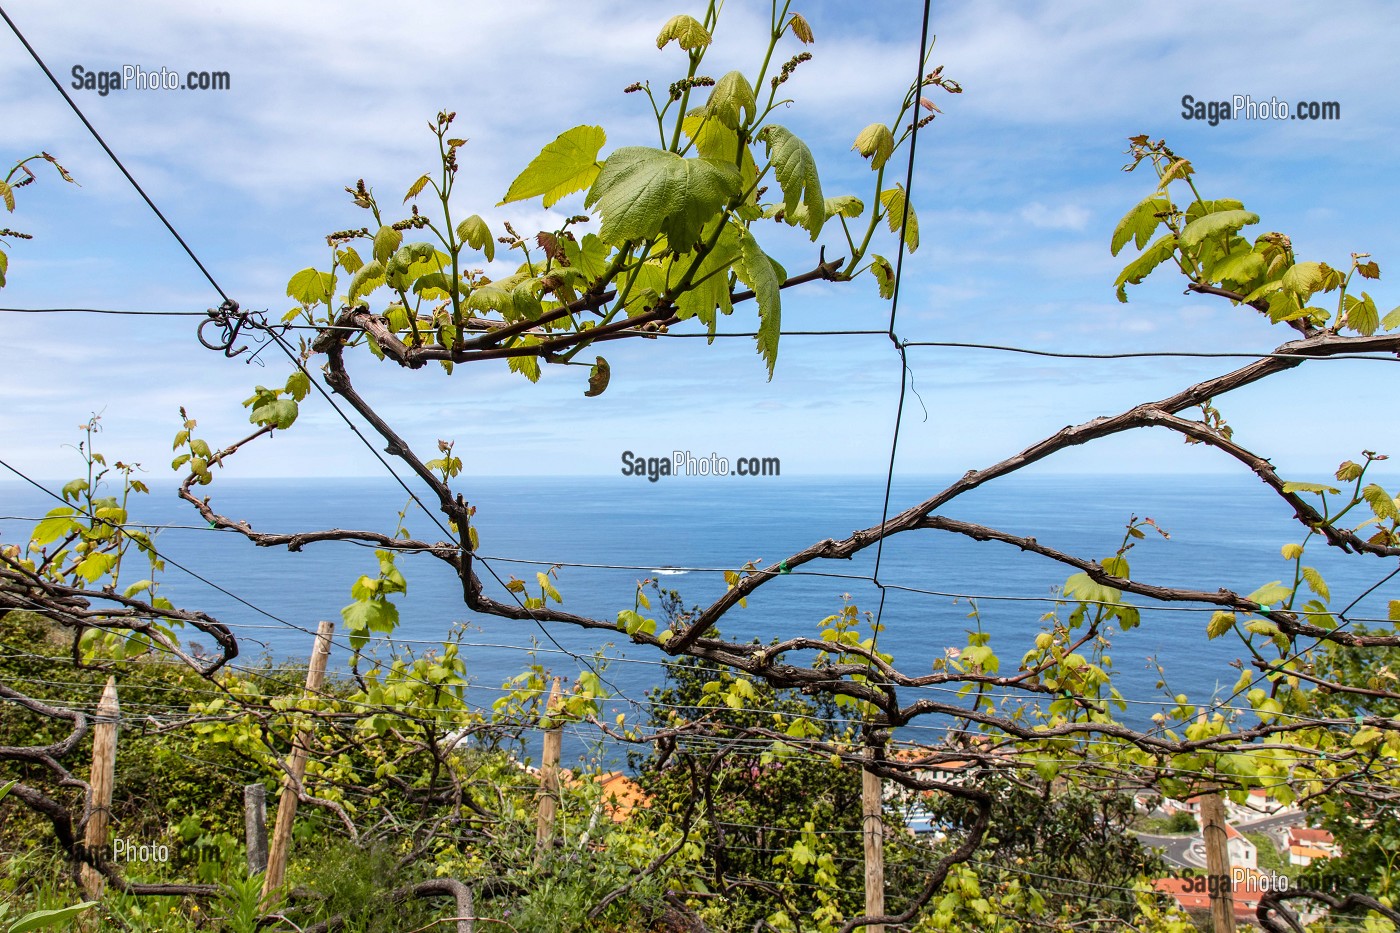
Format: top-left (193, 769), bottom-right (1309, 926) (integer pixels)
top-left (1153, 875), bottom-right (1264, 919)
top-left (594, 771), bottom-right (649, 822)
top-left (1288, 826), bottom-right (1334, 846)
top-left (559, 770), bottom-right (651, 822)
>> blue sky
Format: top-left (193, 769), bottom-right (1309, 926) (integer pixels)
top-left (2, 0), bottom-right (1398, 483)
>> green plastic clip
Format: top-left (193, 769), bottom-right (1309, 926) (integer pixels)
top-left (779, 560), bottom-right (790, 574)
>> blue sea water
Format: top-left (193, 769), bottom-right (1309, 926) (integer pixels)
top-left (2, 474), bottom-right (1397, 758)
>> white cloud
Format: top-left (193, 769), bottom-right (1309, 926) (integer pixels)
top-left (1019, 201), bottom-right (1090, 231)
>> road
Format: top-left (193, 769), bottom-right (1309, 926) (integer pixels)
top-left (1135, 809), bottom-right (1303, 870)
top-left (1237, 810), bottom-right (1304, 834)
top-left (1134, 831), bottom-right (1205, 869)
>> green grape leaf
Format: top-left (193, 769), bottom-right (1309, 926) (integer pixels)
top-left (1114, 232), bottom-right (1177, 302)
top-left (1246, 581), bottom-right (1293, 607)
top-left (1110, 195), bottom-right (1170, 256)
top-left (1362, 483), bottom-right (1399, 521)
top-left (1063, 572), bottom-right (1121, 605)
top-left (501, 125), bottom-right (607, 208)
top-left (251, 398), bottom-right (298, 430)
top-left (341, 597), bottom-right (399, 637)
top-left (373, 225), bottom-right (402, 264)
top-left (656, 13), bottom-right (711, 50)
top-left (871, 254), bottom-right (895, 299)
top-left (286, 268), bottom-right (337, 306)
top-left (336, 246), bottom-right (363, 275)
top-left (349, 259), bottom-right (386, 304)
top-left (1206, 611), bottom-right (1236, 639)
top-left (878, 184), bottom-right (919, 253)
top-left (704, 71), bottom-right (756, 129)
top-left (403, 172), bottom-right (432, 203)
top-left (561, 232), bottom-right (611, 285)
top-left (1281, 261), bottom-right (1328, 301)
top-left (824, 195), bottom-right (864, 218)
top-left (75, 551), bottom-right (115, 583)
top-left (508, 354), bottom-right (541, 383)
top-left (1177, 209), bottom-right (1259, 250)
top-left (1210, 248), bottom-right (1265, 287)
top-left (584, 147), bottom-right (740, 253)
top-left (1300, 567), bottom-right (1330, 602)
top-left (456, 214), bottom-right (495, 262)
top-left (31, 507), bottom-right (77, 546)
top-left (735, 228), bottom-right (782, 378)
top-left (674, 221), bottom-right (739, 326)
top-left (1344, 291), bottom-right (1380, 336)
top-left (758, 125), bottom-right (824, 240)
top-left (1281, 480), bottom-right (1341, 495)
top-left (851, 123), bottom-right (894, 171)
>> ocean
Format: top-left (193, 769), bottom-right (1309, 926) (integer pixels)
top-left (3, 473), bottom-right (1396, 761)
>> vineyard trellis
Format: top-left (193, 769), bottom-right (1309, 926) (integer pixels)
top-left (2, 2), bottom-right (1400, 932)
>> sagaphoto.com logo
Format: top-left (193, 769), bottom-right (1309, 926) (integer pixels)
top-left (1181, 93), bottom-right (1339, 127)
top-left (71, 64), bottom-right (230, 96)
top-left (620, 450), bottom-right (781, 482)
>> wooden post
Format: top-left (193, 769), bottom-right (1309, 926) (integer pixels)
top-left (535, 678), bottom-right (564, 857)
top-left (263, 620), bottom-right (334, 904)
top-left (1200, 791), bottom-right (1236, 933)
top-left (80, 677), bottom-right (119, 899)
top-left (244, 784), bottom-right (268, 876)
top-left (862, 745), bottom-right (885, 933)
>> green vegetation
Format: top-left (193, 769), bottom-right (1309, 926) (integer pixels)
top-left (1134, 811), bottom-right (1199, 836)
top-left (1245, 831), bottom-right (1298, 881)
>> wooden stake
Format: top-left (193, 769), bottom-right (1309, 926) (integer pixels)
top-left (244, 784), bottom-right (268, 876)
top-left (862, 745), bottom-right (885, 933)
top-left (1200, 791), bottom-right (1236, 933)
top-left (80, 677), bottom-right (119, 899)
top-left (263, 620), bottom-right (334, 904)
top-left (535, 678), bottom-right (564, 857)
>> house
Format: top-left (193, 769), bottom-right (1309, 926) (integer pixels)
top-left (1224, 822), bottom-right (1258, 869)
top-left (1226, 787), bottom-right (1298, 821)
top-left (555, 769), bottom-right (650, 823)
top-left (1161, 796), bottom-right (1200, 817)
top-left (1287, 827), bottom-right (1338, 866)
top-left (1153, 873), bottom-right (1262, 923)
top-left (883, 745), bottom-right (981, 836)
top-left (593, 771), bottom-right (649, 822)
top-left (1153, 868), bottom-right (1284, 924)
top-left (885, 744), bottom-right (981, 787)
top-left (518, 760), bottom-right (652, 825)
